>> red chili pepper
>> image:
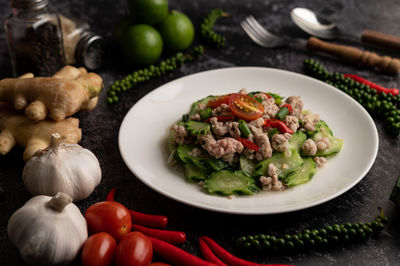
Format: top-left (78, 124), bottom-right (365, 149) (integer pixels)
top-left (106, 187), bottom-right (117, 201)
top-left (204, 116), bottom-right (235, 123)
top-left (344, 74), bottom-right (399, 95)
top-left (149, 237), bottom-right (217, 266)
top-left (262, 92), bottom-right (272, 98)
top-left (235, 137), bottom-right (259, 151)
top-left (263, 118), bottom-right (293, 134)
top-left (132, 224), bottom-right (186, 244)
top-left (199, 238), bottom-right (227, 266)
top-left (281, 103), bottom-right (292, 113)
top-left (200, 237), bottom-right (291, 266)
top-left (129, 210), bottom-right (168, 229)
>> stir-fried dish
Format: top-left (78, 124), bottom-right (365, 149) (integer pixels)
top-left (168, 89), bottom-right (343, 196)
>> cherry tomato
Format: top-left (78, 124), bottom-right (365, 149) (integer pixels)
top-left (115, 232), bottom-right (153, 266)
top-left (81, 232), bottom-right (116, 266)
top-left (228, 93), bottom-right (264, 121)
top-left (208, 94), bottom-right (231, 108)
top-left (85, 201), bottom-right (132, 241)
top-left (150, 263), bottom-right (171, 266)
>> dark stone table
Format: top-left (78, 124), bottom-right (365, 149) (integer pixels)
top-left (1, 0), bottom-right (400, 265)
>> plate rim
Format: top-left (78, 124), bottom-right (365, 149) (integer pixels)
top-left (118, 66), bottom-right (379, 215)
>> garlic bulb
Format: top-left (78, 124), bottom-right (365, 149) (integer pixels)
top-left (7, 192), bottom-right (88, 265)
top-left (23, 133), bottom-right (101, 201)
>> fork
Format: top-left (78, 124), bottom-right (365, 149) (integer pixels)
top-left (240, 16), bottom-right (289, 48)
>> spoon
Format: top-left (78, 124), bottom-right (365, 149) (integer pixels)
top-left (291, 7), bottom-right (400, 51)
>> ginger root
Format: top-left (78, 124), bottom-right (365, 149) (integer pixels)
top-left (0, 65), bottom-right (103, 122)
top-left (0, 103), bottom-right (82, 161)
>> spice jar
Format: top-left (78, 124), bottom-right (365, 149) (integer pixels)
top-left (59, 15), bottom-right (104, 71)
top-left (4, 0), bottom-right (65, 76)
top-left (4, 0), bottom-right (104, 77)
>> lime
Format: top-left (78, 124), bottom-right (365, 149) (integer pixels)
top-left (113, 15), bottom-right (133, 45)
top-left (120, 24), bottom-right (163, 66)
top-left (128, 0), bottom-right (168, 25)
top-left (159, 10), bottom-right (194, 52)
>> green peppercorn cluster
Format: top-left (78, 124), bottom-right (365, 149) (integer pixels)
top-left (200, 9), bottom-right (227, 47)
top-left (107, 45), bottom-right (204, 104)
top-left (235, 208), bottom-right (388, 252)
top-left (304, 58), bottom-right (400, 135)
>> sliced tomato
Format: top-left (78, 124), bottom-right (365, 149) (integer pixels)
top-left (229, 93), bottom-right (264, 121)
top-left (236, 137), bottom-right (259, 151)
top-left (208, 94), bottom-right (231, 108)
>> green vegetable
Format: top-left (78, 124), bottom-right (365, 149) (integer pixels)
top-left (204, 158), bottom-right (228, 171)
top-left (254, 149), bottom-right (303, 180)
top-left (176, 144), bottom-right (205, 169)
top-left (199, 107), bottom-right (212, 120)
top-left (239, 155), bottom-right (257, 176)
top-left (184, 164), bottom-right (207, 182)
top-left (176, 144), bottom-right (228, 172)
top-left (311, 121), bottom-right (343, 157)
top-left (288, 130), bottom-right (307, 152)
top-left (390, 176), bottom-right (400, 209)
top-left (238, 120), bottom-right (251, 138)
top-left (304, 58), bottom-right (400, 135)
top-left (204, 170), bottom-right (259, 195)
top-left (285, 157), bottom-right (316, 187)
top-left (275, 107), bottom-right (290, 120)
top-left (189, 96), bottom-right (215, 116)
top-left (235, 208), bottom-right (388, 252)
top-left (267, 128), bottom-right (279, 138)
top-left (185, 120), bottom-right (211, 135)
top-left (267, 93), bottom-right (283, 105)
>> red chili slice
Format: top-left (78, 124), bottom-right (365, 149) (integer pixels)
top-left (281, 103), bottom-right (292, 113)
top-left (235, 137), bottom-right (259, 151)
top-left (263, 118), bottom-right (293, 134)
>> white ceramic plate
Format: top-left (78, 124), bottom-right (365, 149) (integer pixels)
top-left (118, 67), bottom-right (378, 215)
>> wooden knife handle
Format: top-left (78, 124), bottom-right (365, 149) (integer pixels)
top-left (307, 37), bottom-right (400, 74)
top-left (361, 29), bottom-right (400, 51)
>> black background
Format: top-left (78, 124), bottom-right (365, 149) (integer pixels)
top-left (1, 0), bottom-right (400, 265)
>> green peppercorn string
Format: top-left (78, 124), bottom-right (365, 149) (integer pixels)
top-left (107, 9), bottom-right (227, 104)
top-left (303, 58), bottom-right (400, 136)
top-left (235, 208), bottom-right (388, 252)
top-left (200, 8), bottom-right (228, 47)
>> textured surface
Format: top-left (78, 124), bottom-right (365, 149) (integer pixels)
top-left (1, 0), bottom-right (400, 265)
